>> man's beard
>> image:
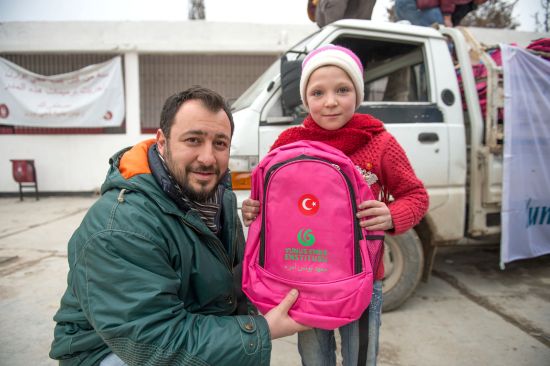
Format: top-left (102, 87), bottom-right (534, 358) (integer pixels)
top-left (163, 147), bottom-right (221, 203)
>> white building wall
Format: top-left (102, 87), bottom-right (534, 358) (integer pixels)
top-left (125, 52), bottom-right (141, 139)
top-left (1, 133), bottom-right (153, 192)
top-left (0, 50), bottom-right (147, 193)
top-left (0, 21), bottom-right (316, 193)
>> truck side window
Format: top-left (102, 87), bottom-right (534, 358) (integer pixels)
top-left (334, 37), bottom-right (428, 102)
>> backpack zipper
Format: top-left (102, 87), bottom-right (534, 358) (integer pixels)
top-left (260, 155), bottom-right (364, 274)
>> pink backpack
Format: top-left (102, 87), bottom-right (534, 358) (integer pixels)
top-left (242, 140), bottom-right (384, 330)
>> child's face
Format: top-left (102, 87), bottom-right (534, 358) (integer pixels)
top-left (305, 65), bottom-right (356, 131)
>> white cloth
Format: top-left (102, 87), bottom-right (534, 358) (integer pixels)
top-left (500, 44), bottom-right (550, 266)
top-left (0, 56), bottom-right (124, 128)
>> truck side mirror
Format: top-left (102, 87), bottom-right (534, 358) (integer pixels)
top-left (280, 56), bottom-right (303, 116)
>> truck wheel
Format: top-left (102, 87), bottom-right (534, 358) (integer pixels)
top-left (381, 229), bottom-right (424, 312)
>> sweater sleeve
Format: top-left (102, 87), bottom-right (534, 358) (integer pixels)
top-left (380, 134), bottom-right (429, 235)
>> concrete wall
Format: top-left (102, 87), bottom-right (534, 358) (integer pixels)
top-left (1, 52), bottom-right (145, 193)
top-left (0, 21), bottom-right (317, 54)
top-left (0, 21), bottom-right (316, 193)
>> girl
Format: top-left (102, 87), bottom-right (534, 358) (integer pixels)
top-left (242, 44), bottom-right (429, 366)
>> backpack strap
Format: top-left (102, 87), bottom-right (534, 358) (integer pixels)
top-left (357, 307), bottom-right (369, 366)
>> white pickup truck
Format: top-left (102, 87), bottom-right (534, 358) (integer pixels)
top-left (228, 20), bottom-right (545, 311)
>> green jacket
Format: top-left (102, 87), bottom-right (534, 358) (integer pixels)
top-left (50, 140), bottom-right (271, 365)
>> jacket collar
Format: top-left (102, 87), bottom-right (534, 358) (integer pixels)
top-left (103, 139), bottom-right (235, 239)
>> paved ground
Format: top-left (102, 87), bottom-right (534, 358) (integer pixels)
top-left (0, 196), bottom-right (549, 365)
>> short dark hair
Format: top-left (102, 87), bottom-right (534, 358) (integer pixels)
top-left (159, 86), bottom-right (234, 138)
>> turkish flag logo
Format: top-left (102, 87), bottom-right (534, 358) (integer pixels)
top-left (298, 194), bottom-right (320, 215)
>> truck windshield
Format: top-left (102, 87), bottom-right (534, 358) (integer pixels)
top-left (231, 30), bottom-right (320, 112)
top-left (231, 60), bottom-right (280, 112)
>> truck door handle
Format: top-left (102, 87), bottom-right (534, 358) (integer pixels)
top-left (418, 132), bottom-right (439, 143)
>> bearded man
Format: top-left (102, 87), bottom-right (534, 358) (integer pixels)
top-left (50, 86), bottom-right (307, 366)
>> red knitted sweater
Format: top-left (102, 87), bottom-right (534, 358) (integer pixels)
top-left (271, 113), bottom-right (429, 280)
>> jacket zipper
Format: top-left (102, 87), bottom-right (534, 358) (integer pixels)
top-left (179, 213), bottom-right (238, 313)
top-left (179, 217), bottom-right (233, 272)
top-left (229, 194), bottom-right (238, 269)
top-left (259, 155), bottom-right (364, 274)
top-left (177, 189), bottom-right (239, 272)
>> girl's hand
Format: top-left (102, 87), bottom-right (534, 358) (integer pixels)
top-left (242, 198), bottom-right (260, 227)
top-left (356, 200), bottom-right (394, 231)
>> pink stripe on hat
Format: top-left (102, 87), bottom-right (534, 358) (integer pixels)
top-left (302, 45), bottom-right (363, 74)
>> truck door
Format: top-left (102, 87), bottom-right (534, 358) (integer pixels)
top-left (356, 36), bottom-right (451, 208)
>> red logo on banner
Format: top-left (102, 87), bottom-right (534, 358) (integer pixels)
top-left (0, 104), bottom-right (9, 119)
top-left (298, 194), bottom-right (320, 215)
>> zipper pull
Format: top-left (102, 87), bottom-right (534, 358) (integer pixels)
top-left (117, 189), bottom-right (127, 203)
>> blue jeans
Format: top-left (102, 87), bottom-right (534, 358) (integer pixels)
top-left (298, 280), bottom-right (383, 366)
top-left (395, 0), bottom-right (443, 27)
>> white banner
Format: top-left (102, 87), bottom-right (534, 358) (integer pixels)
top-left (0, 56), bottom-right (125, 127)
top-left (500, 44), bottom-right (550, 266)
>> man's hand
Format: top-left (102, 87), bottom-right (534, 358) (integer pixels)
top-left (264, 289), bottom-right (310, 339)
top-left (242, 198), bottom-right (260, 227)
top-left (356, 200), bottom-right (394, 231)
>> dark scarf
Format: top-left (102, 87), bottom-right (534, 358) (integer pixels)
top-left (148, 144), bottom-right (224, 234)
top-left (271, 113), bottom-right (386, 155)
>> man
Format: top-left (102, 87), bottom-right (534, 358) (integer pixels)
top-left (50, 86), bottom-right (306, 365)
top-left (395, 0), bottom-right (444, 27)
top-left (396, 0), bottom-right (487, 28)
top-left (440, 0), bottom-right (488, 27)
top-left (308, 0), bottom-right (377, 28)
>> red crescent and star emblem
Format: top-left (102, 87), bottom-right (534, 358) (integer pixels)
top-left (298, 194), bottom-right (320, 215)
top-left (0, 104), bottom-right (9, 119)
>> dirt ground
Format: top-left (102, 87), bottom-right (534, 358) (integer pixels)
top-left (0, 196), bottom-right (548, 365)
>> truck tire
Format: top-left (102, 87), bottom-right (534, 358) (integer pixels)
top-left (382, 229), bottom-right (424, 312)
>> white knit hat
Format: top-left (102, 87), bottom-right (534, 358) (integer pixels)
top-left (300, 44), bottom-right (365, 110)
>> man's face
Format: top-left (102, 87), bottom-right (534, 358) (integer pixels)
top-left (156, 99), bottom-right (231, 202)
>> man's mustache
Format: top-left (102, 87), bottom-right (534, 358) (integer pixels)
top-left (188, 164), bottom-right (219, 175)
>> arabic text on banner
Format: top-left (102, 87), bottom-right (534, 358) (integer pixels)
top-left (0, 56), bottom-right (125, 128)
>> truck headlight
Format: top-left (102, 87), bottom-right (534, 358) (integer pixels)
top-left (229, 156), bottom-right (259, 190)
